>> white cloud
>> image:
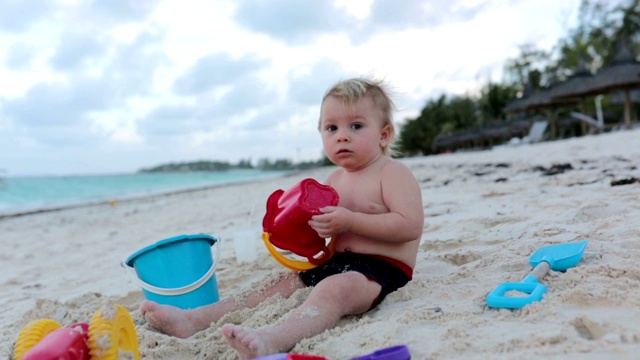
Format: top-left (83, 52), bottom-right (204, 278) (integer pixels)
top-left (0, 0), bottom-right (587, 176)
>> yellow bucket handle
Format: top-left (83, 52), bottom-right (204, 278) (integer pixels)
top-left (262, 232), bottom-right (336, 271)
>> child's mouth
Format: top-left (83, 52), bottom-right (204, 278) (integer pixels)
top-left (336, 149), bottom-right (352, 158)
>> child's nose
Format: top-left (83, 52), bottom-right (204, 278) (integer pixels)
top-left (337, 129), bottom-right (349, 142)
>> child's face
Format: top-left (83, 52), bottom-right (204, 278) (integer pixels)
top-left (319, 95), bottom-right (390, 171)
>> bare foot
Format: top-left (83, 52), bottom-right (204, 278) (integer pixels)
top-left (140, 300), bottom-right (200, 338)
top-left (222, 324), bottom-right (275, 359)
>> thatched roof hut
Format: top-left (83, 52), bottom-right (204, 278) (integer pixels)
top-left (503, 96), bottom-right (529, 114)
top-left (503, 77), bottom-right (582, 138)
top-left (609, 89), bottom-right (640, 105)
top-left (519, 86), bottom-right (575, 110)
top-left (544, 58), bottom-right (594, 107)
top-left (505, 69), bottom-right (591, 112)
top-left (504, 83), bottom-right (534, 114)
top-left (553, 36), bottom-right (640, 129)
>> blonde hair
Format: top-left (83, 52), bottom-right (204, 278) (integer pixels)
top-left (320, 77), bottom-right (397, 156)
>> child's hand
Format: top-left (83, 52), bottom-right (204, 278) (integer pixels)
top-left (308, 206), bottom-right (353, 238)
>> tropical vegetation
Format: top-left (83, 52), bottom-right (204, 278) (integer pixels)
top-left (398, 0), bottom-right (639, 155)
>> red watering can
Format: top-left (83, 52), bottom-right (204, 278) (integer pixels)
top-left (262, 178), bottom-right (339, 271)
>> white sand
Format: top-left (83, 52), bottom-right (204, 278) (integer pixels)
top-left (2, 129), bottom-right (640, 359)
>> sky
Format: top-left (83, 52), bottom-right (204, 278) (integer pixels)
top-left (0, 0), bottom-right (584, 177)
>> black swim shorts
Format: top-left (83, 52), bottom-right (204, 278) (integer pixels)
top-left (298, 252), bottom-right (413, 309)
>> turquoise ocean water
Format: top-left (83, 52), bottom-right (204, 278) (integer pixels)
top-left (0, 170), bottom-right (284, 217)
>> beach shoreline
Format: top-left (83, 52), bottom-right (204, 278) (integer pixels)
top-left (0, 170), bottom-right (290, 220)
top-left (2, 130), bottom-right (640, 359)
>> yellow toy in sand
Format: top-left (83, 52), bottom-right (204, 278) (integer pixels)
top-left (14, 304), bottom-right (139, 360)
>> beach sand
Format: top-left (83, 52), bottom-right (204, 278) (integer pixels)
top-left (2, 129), bottom-right (640, 359)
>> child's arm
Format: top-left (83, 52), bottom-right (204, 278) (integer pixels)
top-left (310, 161), bottom-right (424, 243)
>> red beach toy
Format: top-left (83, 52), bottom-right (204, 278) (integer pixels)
top-left (262, 178), bottom-right (339, 271)
top-left (15, 321), bottom-right (89, 360)
top-left (254, 345), bottom-right (410, 360)
top-left (255, 354), bottom-right (329, 360)
top-left (14, 304), bottom-right (140, 360)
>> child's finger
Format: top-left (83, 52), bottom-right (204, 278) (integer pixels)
top-left (318, 206), bottom-right (337, 214)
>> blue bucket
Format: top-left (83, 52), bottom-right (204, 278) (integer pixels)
top-left (123, 234), bottom-right (220, 309)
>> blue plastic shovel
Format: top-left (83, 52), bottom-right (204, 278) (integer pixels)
top-left (486, 240), bottom-right (588, 309)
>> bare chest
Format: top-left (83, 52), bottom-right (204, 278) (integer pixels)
top-left (332, 175), bottom-right (388, 215)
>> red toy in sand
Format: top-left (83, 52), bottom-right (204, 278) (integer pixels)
top-left (14, 304), bottom-right (140, 360)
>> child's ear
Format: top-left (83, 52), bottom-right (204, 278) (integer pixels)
top-left (379, 124), bottom-right (391, 147)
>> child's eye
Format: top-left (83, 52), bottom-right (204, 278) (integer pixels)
top-left (326, 125), bottom-right (338, 132)
top-left (351, 123), bottom-right (363, 130)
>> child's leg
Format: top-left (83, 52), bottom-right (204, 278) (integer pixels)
top-left (141, 271), bottom-right (305, 338)
top-left (222, 271), bottom-right (381, 359)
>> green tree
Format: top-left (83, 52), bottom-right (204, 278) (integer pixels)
top-left (236, 159), bottom-right (253, 169)
top-left (478, 83), bottom-right (517, 123)
top-left (503, 44), bottom-right (550, 91)
top-left (398, 95), bottom-right (477, 155)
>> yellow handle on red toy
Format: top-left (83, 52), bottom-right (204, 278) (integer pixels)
top-left (262, 232), bottom-right (336, 271)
